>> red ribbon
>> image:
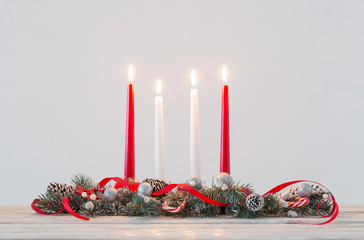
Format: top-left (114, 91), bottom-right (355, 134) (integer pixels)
top-left (97, 177), bottom-right (140, 192)
top-left (152, 183), bottom-right (229, 207)
top-left (31, 197), bottom-right (89, 221)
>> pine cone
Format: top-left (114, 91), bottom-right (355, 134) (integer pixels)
top-left (142, 178), bottom-right (168, 193)
top-left (47, 182), bottom-right (75, 195)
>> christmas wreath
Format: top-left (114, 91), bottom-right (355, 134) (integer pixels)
top-left (32, 173), bottom-right (338, 224)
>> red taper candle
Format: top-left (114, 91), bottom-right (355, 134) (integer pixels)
top-left (220, 65), bottom-right (230, 173)
top-left (124, 64), bottom-right (135, 179)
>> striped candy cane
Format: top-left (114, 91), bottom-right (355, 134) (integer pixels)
top-left (162, 199), bottom-right (187, 213)
top-left (287, 197), bottom-right (310, 207)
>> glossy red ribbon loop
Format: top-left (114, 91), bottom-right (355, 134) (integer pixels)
top-left (31, 197), bottom-right (89, 221)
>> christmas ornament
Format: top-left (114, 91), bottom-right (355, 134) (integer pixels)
top-left (287, 210), bottom-right (298, 218)
top-left (90, 194), bottom-right (97, 201)
top-left (221, 184), bottom-right (229, 191)
top-left (144, 197), bottom-right (150, 203)
top-left (297, 183), bottom-right (312, 198)
top-left (323, 194), bottom-right (329, 199)
top-left (84, 201), bottom-right (94, 210)
top-left (246, 193), bottom-right (264, 211)
top-left (47, 183), bottom-right (75, 195)
top-left (287, 197), bottom-right (309, 207)
top-left (137, 182), bottom-right (153, 196)
top-left (213, 172), bottom-right (233, 188)
top-left (162, 199), bottom-right (187, 213)
top-left (103, 188), bottom-right (118, 202)
top-left (186, 176), bottom-right (202, 188)
top-left (142, 178), bottom-right (168, 193)
top-left (74, 185), bottom-right (101, 201)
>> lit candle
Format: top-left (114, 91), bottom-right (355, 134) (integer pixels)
top-left (190, 69), bottom-right (201, 178)
top-left (220, 65), bottom-right (230, 173)
top-left (124, 64), bottom-right (135, 179)
top-left (155, 79), bottom-right (166, 180)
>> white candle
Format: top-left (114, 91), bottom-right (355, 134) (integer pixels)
top-left (190, 69), bottom-right (201, 178)
top-left (155, 79), bottom-right (166, 180)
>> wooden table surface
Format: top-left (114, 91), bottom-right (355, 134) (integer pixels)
top-left (0, 204), bottom-right (363, 240)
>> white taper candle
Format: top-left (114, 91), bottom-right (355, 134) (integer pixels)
top-left (190, 69), bottom-right (201, 178)
top-left (155, 79), bottom-right (166, 180)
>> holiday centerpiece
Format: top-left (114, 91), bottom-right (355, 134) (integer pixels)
top-left (31, 65), bottom-right (338, 224)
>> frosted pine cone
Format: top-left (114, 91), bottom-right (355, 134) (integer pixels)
top-left (47, 182), bottom-right (75, 195)
top-left (142, 178), bottom-right (168, 193)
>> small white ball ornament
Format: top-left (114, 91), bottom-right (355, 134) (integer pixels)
top-left (138, 182), bottom-right (153, 196)
top-left (187, 176), bottom-right (202, 187)
top-left (84, 201), bottom-right (94, 210)
top-left (246, 193), bottom-right (264, 212)
top-left (221, 184), bottom-right (229, 191)
top-left (81, 192), bottom-right (87, 198)
top-left (213, 172), bottom-right (233, 188)
top-left (103, 188), bottom-right (118, 202)
top-left (144, 197), bottom-right (150, 203)
top-left (323, 194), bottom-right (329, 199)
top-left (90, 193), bottom-right (97, 201)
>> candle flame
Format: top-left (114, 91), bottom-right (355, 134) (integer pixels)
top-left (191, 69), bottom-right (197, 88)
top-left (157, 79), bottom-right (162, 95)
top-left (129, 64), bottom-right (134, 83)
top-left (222, 65), bottom-right (227, 84)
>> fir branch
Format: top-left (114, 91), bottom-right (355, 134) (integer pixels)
top-left (126, 195), bottom-right (162, 216)
top-left (261, 194), bottom-right (280, 215)
top-left (71, 174), bottom-right (95, 189)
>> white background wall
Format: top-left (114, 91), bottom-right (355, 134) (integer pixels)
top-left (1, 0), bottom-right (363, 205)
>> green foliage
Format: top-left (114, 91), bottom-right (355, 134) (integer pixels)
top-left (225, 204), bottom-right (257, 218)
top-left (262, 194), bottom-right (280, 215)
top-left (126, 195), bottom-right (162, 216)
top-left (201, 183), bottom-right (247, 205)
top-left (71, 174), bottom-right (95, 189)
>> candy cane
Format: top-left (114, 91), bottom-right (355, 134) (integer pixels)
top-left (162, 199), bottom-right (187, 213)
top-left (287, 197), bottom-right (309, 207)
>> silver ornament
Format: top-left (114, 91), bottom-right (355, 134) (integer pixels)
top-left (323, 193), bottom-right (329, 199)
top-left (144, 197), bottom-right (150, 203)
top-left (287, 210), bottom-right (298, 218)
top-left (297, 183), bottom-right (312, 198)
top-left (84, 201), bottom-right (94, 210)
top-left (221, 184), bottom-right (229, 191)
top-left (90, 194), bottom-right (97, 201)
top-left (246, 193), bottom-right (264, 211)
top-left (137, 182), bottom-right (153, 196)
top-left (81, 192), bottom-right (87, 198)
top-left (213, 172), bottom-right (233, 188)
top-left (103, 188), bottom-right (118, 202)
top-left (186, 176), bottom-right (202, 187)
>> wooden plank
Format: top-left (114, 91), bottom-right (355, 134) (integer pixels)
top-left (0, 205), bottom-right (363, 239)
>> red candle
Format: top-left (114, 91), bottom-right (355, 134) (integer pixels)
top-left (124, 64), bottom-right (135, 179)
top-left (220, 65), bottom-right (230, 173)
